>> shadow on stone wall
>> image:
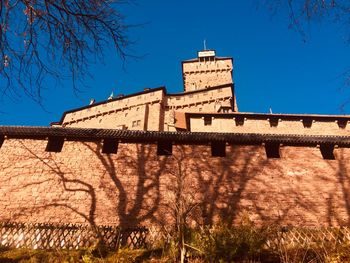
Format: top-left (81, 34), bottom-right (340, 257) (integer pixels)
top-left (4, 140), bottom-right (350, 230)
top-left (83, 142), bottom-right (168, 229)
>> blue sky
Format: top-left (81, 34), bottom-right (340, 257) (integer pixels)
top-left (1, 1), bottom-right (350, 126)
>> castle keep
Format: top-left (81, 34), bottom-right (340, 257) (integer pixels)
top-left (1, 50), bottom-right (350, 230)
top-left (53, 50), bottom-right (235, 131)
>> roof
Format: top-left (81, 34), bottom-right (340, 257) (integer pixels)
top-left (184, 112), bottom-right (350, 131)
top-left (174, 112), bottom-right (187, 130)
top-left (182, 56), bottom-right (232, 63)
top-left (54, 84), bottom-right (234, 126)
top-left (54, 86), bottom-right (166, 125)
top-left (1, 126), bottom-right (350, 147)
top-left (185, 112), bottom-right (350, 120)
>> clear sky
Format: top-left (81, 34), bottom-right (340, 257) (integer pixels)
top-left (1, 1), bottom-right (350, 126)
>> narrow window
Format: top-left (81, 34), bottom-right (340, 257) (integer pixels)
top-left (132, 120), bottom-right (141, 127)
top-left (204, 116), bottom-right (212, 126)
top-left (102, 139), bottom-right (118, 154)
top-left (157, 141), bottom-right (172, 156)
top-left (211, 141), bottom-right (226, 157)
top-left (320, 145), bottom-right (335, 160)
top-left (265, 143), bottom-right (281, 158)
top-left (45, 137), bottom-right (64, 153)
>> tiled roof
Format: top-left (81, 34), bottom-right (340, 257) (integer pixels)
top-left (186, 112), bottom-right (350, 121)
top-left (54, 86), bottom-right (166, 125)
top-left (0, 126), bottom-right (350, 147)
top-left (182, 57), bottom-right (232, 63)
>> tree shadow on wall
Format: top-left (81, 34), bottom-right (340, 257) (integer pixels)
top-left (166, 145), bottom-right (342, 227)
top-left (10, 140), bottom-right (340, 232)
top-left (11, 141), bottom-right (168, 240)
top-left (11, 142), bottom-right (100, 234)
top-left (82, 142), bottom-right (168, 229)
top-left (167, 145), bottom-right (273, 226)
top-left (324, 148), bottom-right (350, 226)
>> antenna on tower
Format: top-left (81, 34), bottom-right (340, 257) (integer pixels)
top-left (203, 39), bottom-right (207, 50)
top-left (108, 91), bottom-right (114, 100)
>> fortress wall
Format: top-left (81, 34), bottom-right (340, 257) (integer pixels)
top-left (166, 86), bottom-right (233, 108)
top-left (189, 117), bottom-right (350, 136)
top-left (1, 138), bottom-right (350, 227)
top-left (146, 102), bottom-right (163, 131)
top-left (182, 59), bottom-right (233, 91)
top-left (65, 104), bottom-right (148, 130)
top-left (62, 89), bottom-right (164, 128)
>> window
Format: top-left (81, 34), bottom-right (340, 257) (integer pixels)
top-left (204, 117), bottom-right (212, 126)
top-left (132, 120), bottom-right (141, 127)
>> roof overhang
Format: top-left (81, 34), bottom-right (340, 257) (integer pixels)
top-left (0, 126), bottom-right (349, 148)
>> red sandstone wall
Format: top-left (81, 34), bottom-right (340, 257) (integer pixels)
top-left (1, 138), bottom-right (350, 227)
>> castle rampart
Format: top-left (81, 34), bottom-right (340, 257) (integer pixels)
top-left (1, 127), bottom-right (350, 227)
top-left (3, 49), bottom-right (350, 230)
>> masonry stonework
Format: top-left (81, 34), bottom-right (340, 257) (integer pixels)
top-left (3, 49), bottom-right (350, 229)
top-left (1, 138), bottom-right (350, 227)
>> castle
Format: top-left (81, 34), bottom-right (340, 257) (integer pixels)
top-left (52, 50), bottom-right (236, 131)
top-left (1, 50), bottom-right (350, 230)
top-left (53, 50), bottom-right (350, 140)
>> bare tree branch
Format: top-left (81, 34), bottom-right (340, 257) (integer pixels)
top-left (0, 0), bottom-right (131, 102)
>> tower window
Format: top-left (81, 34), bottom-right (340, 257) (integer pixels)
top-left (132, 120), bottom-right (141, 127)
top-left (204, 117), bottom-right (212, 126)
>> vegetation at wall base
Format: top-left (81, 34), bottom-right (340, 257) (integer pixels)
top-left (2, 224), bottom-right (350, 262)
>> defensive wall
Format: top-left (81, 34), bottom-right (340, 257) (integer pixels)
top-left (56, 84), bottom-right (234, 132)
top-left (4, 49), bottom-right (350, 230)
top-left (2, 126), bottom-right (350, 228)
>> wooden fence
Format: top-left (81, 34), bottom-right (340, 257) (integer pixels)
top-left (1, 222), bottom-right (350, 251)
top-left (0, 222), bottom-right (148, 250)
top-left (269, 227), bottom-right (350, 248)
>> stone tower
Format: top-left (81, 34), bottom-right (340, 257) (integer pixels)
top-left (182, 50), bottom-right (233, 92)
